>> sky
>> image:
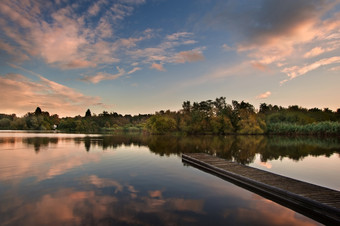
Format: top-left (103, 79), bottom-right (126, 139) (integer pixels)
top-left (0, 0), bottom-right (340, 117)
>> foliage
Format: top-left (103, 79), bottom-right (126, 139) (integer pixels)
top-left (146, 114), bottom-right (177, 134)
top-left (0, 99), bottom-right (339, 135)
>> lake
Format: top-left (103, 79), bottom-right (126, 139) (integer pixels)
top-left (0, 131), bottom-right (339, 225)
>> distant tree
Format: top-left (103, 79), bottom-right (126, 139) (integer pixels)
top-left (35, 107), bottom-right (42, 115)
top-left (259, 103), bottom-right (270, 114)
top-left (214, 97), bottom-right (227, 113)
top-left (85, 109), bottom-right (91, 117)
top-left (182, 101), bottom-right (191, 113)
top-left (0, 118), bottom-right (11, 129)
top-left (323, 108), bottom-right (332, 113)
top-left (101, 111), bottom-right (109, 117)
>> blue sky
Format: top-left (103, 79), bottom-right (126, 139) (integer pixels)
top-left (1, 0), bottom-right (340, 116)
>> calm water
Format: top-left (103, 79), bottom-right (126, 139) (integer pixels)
top-left (1, 131), bottom-right (339, 225)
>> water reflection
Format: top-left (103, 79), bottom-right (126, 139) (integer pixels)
top-left (0, 136), bottom-right (102, 182)
top-left (0, 173), bottom-right (320, 226)
top-left (23, 137), bottom-right (59, 153)
top-left (0, 132), bottom-right (326, 225)
top-left (4, 134), bottom-right (338, 164)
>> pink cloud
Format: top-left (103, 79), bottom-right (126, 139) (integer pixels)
top-left (303, 46), bottom-right (337, 58)
top-left (150, 63), bottom-right (165, 71)
top-left (174, 49), bottom-right (204, 63)
top-left (304, 47), bottom-right (325, 58)
top-left (88, 175), bottom-right (123, 193)
top-left (251, 62), bottom-right (269, 71)
top-left (259, 162), bottom-right (272, 169)
top-left (256, 91), bottom-right (271, 99)
top-left (0, 40), bottom-right (29, 62)
top-left (281, 56), bottom-right (340, 82)
top-left (64, 59), bottom-right (97, 69)
top-left (0, 0), bottom-right (148, 69)
top-left (82, 67), bottom-right (126, 83)
top-left (231, 2), bottom-right (340, 74)
top-left (127, 67), bottom-right (142, 74)
top-left (0, 72), bottom-right (101, 116)
top-left (88, 0), bottom-right (106, 16)
top-left (4, 189), bottom-right (117, 225)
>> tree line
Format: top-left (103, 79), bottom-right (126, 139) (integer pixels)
top-left (146, 97), bottom-right (340, 135)
top-left (0, 97), bottom-right (340, 135)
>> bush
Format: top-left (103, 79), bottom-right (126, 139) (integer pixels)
top-left (146, 115), bottom-right (177, 134)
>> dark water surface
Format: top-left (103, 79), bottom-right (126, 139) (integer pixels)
top-left (1, 131), bottom-right (339, 225)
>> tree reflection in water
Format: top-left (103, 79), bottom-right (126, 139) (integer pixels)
top-left (11, 134), bottom-right (340, 164)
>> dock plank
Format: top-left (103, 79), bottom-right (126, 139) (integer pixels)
top-left (182, 153), bottom-right (340, 225)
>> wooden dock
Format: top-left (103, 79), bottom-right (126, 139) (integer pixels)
top-left (182, 153), bottom-right (340, 225)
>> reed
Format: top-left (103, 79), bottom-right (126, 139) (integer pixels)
top-left (267, 121), bottom-right (340, 135)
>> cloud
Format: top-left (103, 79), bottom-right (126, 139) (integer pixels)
top-left (304, 46), bottom-right (336, 58)
top-left (174, 49), bottom-right (205, 63)
top-left (0, 40), bottom-right (29, 62)
top-left (0, 72), bottom-right (101, 116)
top-left (150, 63), bottom-right (165, 71)
top-left (0, 137), bottom-right (102, 182)
top-left (304, 47), bottom-right (326, 58)
top-left (127, 67), bottom-right (142, 74)
top-left (228, 0), bottom-right (335, 50)
top-left (251, 62), bottom-right (269, 71)
top-left (166, 32), bottom-right (192, 41)
top-left (88, 0), bottom-right (107, 16)
top-left (82, 67), bottom-right (126, 83)
top-left (281, 56), bottom-right (340, 82)
top-left (0, 0), bottom-right (147, 69)
top-left (2, 0), bottom-right (204, 73)
top-left (256, 91), bottom-right (272, 99)
top-left (259, 162), bottom-right (272, 169)
top-left (88, 175), bottom-right (123, 193)
top-left (222, 44), bottom-right (232, 51)
top-left (201, 0), bottom-right (340, 89)
top-left (329, 65), bottom-right (340, 71)
top-left (207, 0), bottom-right (340, 66)
top-left (127, 31), bottom-right (204, 68)
top-left (1, 189), bottom-right (118, 226)
top-left (64, 60), bottom-right (97, 69)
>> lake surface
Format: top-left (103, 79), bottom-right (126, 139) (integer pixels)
top-left (1, 131), bottom-right (339, 225)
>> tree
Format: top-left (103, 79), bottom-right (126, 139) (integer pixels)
top-left (35, 107), bottom-right (42, 115)
top-left (0, 118), bottom-right (11, 129)
top-left (146, 115), bottom-right (176, 134)
top-left (259, 103), bottom-right (270, 114)
top-left (85, 109), bottom-right (91, 117)
top-left (182, 101), bottom-right (191, 113)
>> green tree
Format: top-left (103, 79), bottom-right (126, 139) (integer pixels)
top-left (146, 115), bottom-right (176, 134)
top-left (0, 118), bottom-right (11, 129)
